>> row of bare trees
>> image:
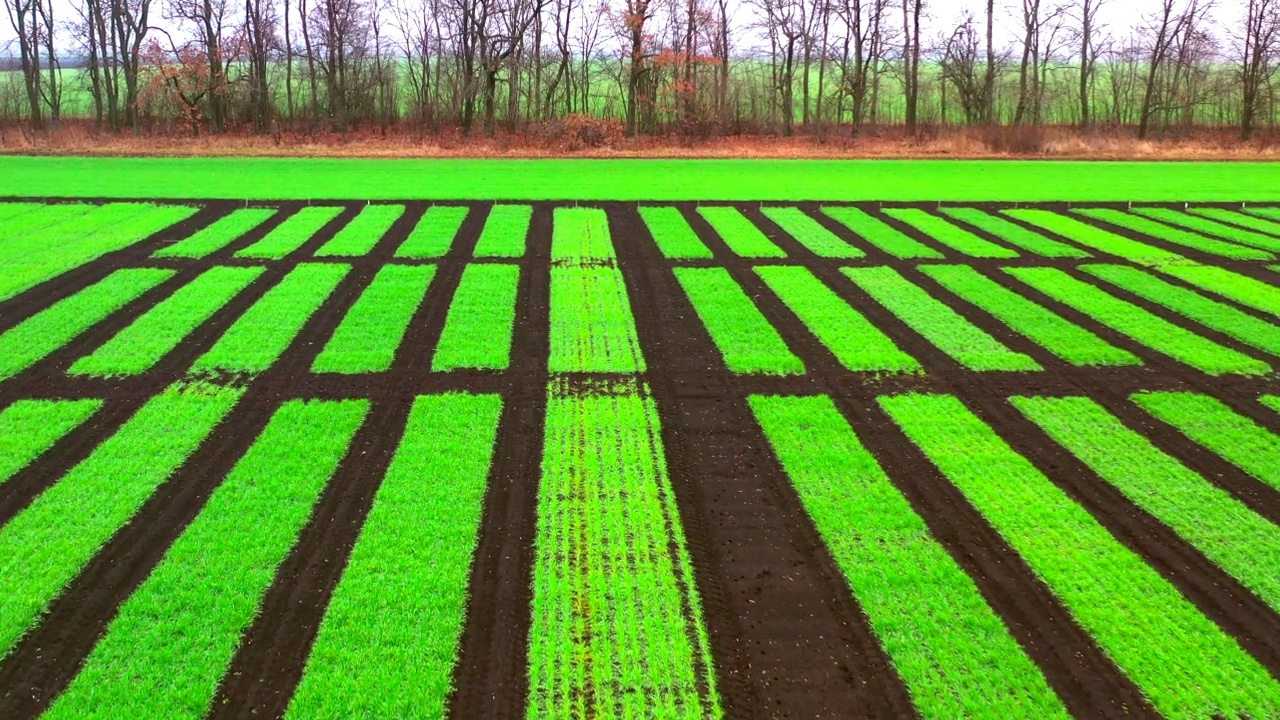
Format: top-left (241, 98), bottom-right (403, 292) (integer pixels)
top-left (2, 0), bottom-right (1279, 138)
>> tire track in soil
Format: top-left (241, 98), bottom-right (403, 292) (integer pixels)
top-left (711, 232), bottom-right (1161, 718)
top-left (614, 203), bottom-right (919, 719)
top-left (447, 202), bottom-right (553, 720)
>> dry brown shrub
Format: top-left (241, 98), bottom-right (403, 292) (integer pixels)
top-left (537, 114), bottom-right (624, 152)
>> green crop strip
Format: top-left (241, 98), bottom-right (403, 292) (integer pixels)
top-left (69, 266), bottom-right (265, 377)
top-left (674, 267), bottom-right (803, 375)
top-left (528, 380), bottom-right (721, 719)
top-left (1004, 210), bottom-right (1180, 261)
top-left (311, 265), bottom-right (436, 374)
top-left (0, 202), bottom-right (39, 224)
top-left (153, 208), bottom-right (277, 259)
top-left (191, 263), bottom-right (350, 375)
top-left (0, 268), bottom-right (175, 381)
top-left (883, 208), bottom-right (1019, 258)
top-left (1082, 264), bottom-right (1280, 359)
top-left (842, 267), bottom-right (1040, 371)
top-left (756, 266), bottom-right (918, 372)
top-left (1246, 207), bottom-right (1280, 223)
top-left (287, 393), bottom-right (502, 719)
top-left (314, 204), bottom-right (405, 257)
top-left (45, 399), bottom-right (367, 719)
top-left (750, 394), bottom-right (1067, 719)
top-left (551, 207), bottom-right (614, 260)
top-left (1190, 207), bottom-right (1280, 238)
top-left (1013, 395), bottom-right (1280, 616)
top-left (760, 206), bottom-right (864, 258)
top-left (0, 203), bottom-right (95, 246)
top-left (473, 204), bottom-right (533, 258)
top-left (697, 206), bottom-right (786, 257)
top-left (1006, 267), bottom-right (1268, 376)
top-left (234, 206), bottom-right (345, 259)
top-left (548, 266), bottom-right (645, 373)
top-left (938, 207), bottom-right (1088, 257)
top-left (7, 158), bottom-right (1280, 202)
top-left (1074, 208), bottom-right (1271, 260)
top-left (394, 206), bottom-right (470, 258)
top-left (820, 206), bottom-right (942, 259)
top-left (0, 203), bottom-right (194, 301)
top-left (1133, 207), bottom-right (1280, 253)
top-left (0, 399), bottom-right (101, 486)
top-left (881, 393), bottom-right (1280, 720)
top-left (1134, 391), bottom-right (1280, 492)
top-left (0, 382), bottom-right (242, 657)
top-left (920, 265), bottom-right (1138, 367)
top-left (1156, 264), bottom-right (1280, 319)
top-left (638, 206), bottom-right (713, 259)
top-left (432, 264), bottom-right (520, 371)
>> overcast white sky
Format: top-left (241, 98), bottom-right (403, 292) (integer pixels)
top-left (0, 0), bottom-right (1246, 62)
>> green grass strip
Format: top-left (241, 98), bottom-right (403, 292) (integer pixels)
top-left (45, 399), bottom-right (366, 720)
top-left (529, 380), bottom-right (721, 720)
top-left (311, 265), bottom-right (435, 374)
top-left (552, 207), bottom-right (614, 261)
top-left (1134, 207), bottom-right (1280, 253)
top-left (674, 267), bottom-right (803, 375)
top-left (394, 206), bottom-right (470, 258)
top-left (1082, 264), bottom-right (1280, 359)
top-left (0, 268), bottom-right (175, 381)
top-left (314, 204), bottom-right (405, 257)
top-left (920, 265), bottom-right (1138, 367)
top-left (938, 207), bottom-right (1088, 257)
top-left (0, 382), bottom-right (242, 657)
top-left (287, 393), bottom-right (502, 719)
top-left (750, 394), bottom-right (1067, 720)
top-left (1133, 391), bottom-right (1280, 492)
top-left (191, 263), bottom-right (349, 375)
top-left (881, 392), bottom-right (1280, 720)
top-left (69, 266), bottom-right (265, 377)
top-left (153, 208), bottom-right (277, 259)
top-left (1245, 207), bottom-right (1280, 225)
top-left (756, 266), bottom-right (918, 372)
top-left (0, 399), bottom-right (101, 485)
top-left (1006, 267), bottom-right (1268, 376)
top-left (432, 264), bottom-right (520, 371)
top-left (760, 206), bottom-right (864, 258)
top-left (883, 208), bottom-right (1019, 258)
top-left (697, 206), bottom-right (786, 257)
top-left (842, 267), bottom-right (1040, 371)
top-left (1157, 264), bottom-right (1280, 319)
top-left (1074, 208), bottom-right (1272, 260)
top-left (638, 206), bottom-right (713, 259)
top-left (0, 203), bottom-right (95, 246)
top-left (548, 266), bottom-right (645, 373)
top-left (0, 202), bottom-right (40, 225)
top-left (473, 204), bottom-right (533, 258)
top-left (1190, 207), bottom-right (1280, 239)
top-left (1013, 395), bottom-right (1280, 617)
top-left (820, 206), bottom-right (942, 259)
top-left (234, 206), bottom-right (345, 259)
top-left (0, 204), bottom-right (195, 301)
top-left (1004, 209), bottom-right (1181, 261)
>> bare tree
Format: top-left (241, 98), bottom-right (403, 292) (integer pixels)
top-left (1074, 0), bottom-right (1105, 125)
top-left (901, 0), bottom-right (922, 134)
top-left (1238, 0), bottom-right (1280, 139)
top-left (940, 11), bottom-right (983, 123)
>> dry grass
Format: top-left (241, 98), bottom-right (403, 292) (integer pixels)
top-left (1, 119), bottom-right (1277, 160)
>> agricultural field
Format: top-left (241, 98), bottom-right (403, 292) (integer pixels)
top-left (4, 186), bottom-right (1280, 719)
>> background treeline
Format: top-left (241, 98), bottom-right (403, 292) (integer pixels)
top-left (1, 0), bottom-right (1277, 141)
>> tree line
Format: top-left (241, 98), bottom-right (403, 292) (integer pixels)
top-left (2, 0), bottom-right (1278, 140)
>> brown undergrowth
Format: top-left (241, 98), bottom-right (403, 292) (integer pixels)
top-left (1, 119), bottom-right (1279, 160)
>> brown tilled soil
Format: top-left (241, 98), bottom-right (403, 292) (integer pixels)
top-left (1, 198), bottom-right (1280, 718)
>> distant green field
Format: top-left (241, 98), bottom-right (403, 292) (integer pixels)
top-left (2, 157), bottom-right (1279, 201)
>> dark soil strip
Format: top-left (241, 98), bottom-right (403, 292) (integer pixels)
top-left (447, 202), bottom-right (554, 719)
top-left (705, 247), bottom-right (1160, 718)
top-left (613, 204), bottom-right (920, 719)
top-left (0, 396), bottom-right (277, 718)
